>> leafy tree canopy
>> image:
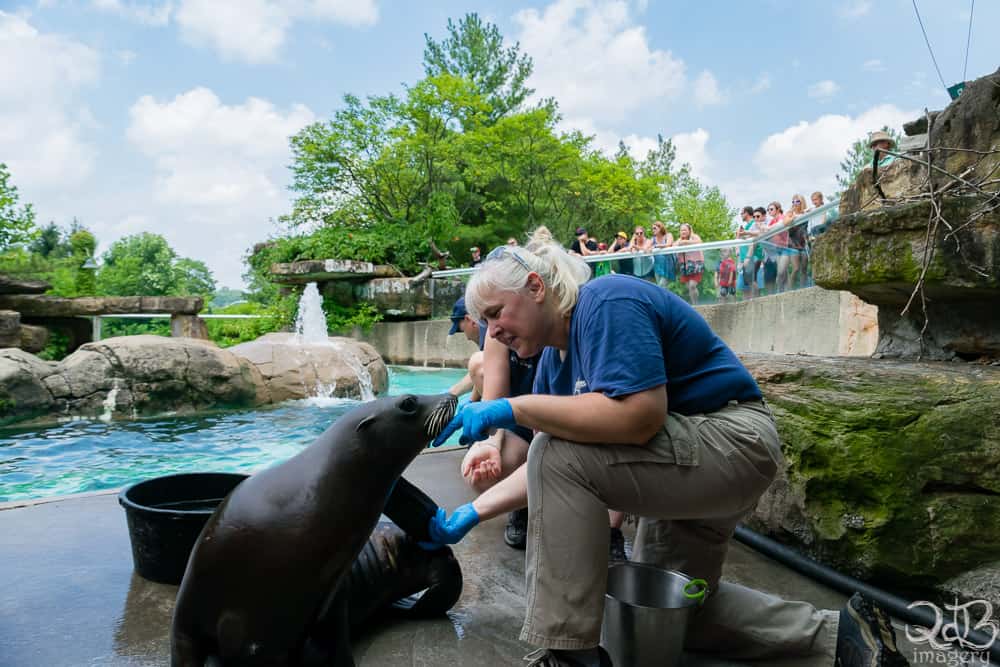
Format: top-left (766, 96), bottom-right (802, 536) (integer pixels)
top-left (423, 13), bottom-right (535, 125)
top-left (248, 13), bottom-right (733, 294)
top-left (0, 163), bottom-right (38, 250)
top-left (98, 232), bottom-right (216, 297)
top-left (837, 125), bottom-right (903, 193)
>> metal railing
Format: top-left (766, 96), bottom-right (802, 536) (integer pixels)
top-left (430, 199), bottom-right (839, 307)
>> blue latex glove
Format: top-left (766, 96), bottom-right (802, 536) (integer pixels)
top-left (431, 398), bottom-right (517, 447)
top-left (427, 503), bottom-right (480, 545)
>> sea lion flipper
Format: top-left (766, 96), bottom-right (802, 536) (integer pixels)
top-left (391, 546), bottom-right (464, 618)
top-left (382, 477), bottom-right (439, 543)
top-left (305, 581), bottom-right (355, 667)
top-left (169, 624), bottom-right (207, 667)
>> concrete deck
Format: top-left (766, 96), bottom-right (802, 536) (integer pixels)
top-left (0, 448), bottom-right (968, 666)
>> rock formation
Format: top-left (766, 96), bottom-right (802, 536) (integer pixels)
top-left (0, 336), bottom-right (261, 425)
top-left (0, 332), bottom-right (391, 426)
top-left (814, 66), bottom-right (1000, 360)
top-left (743, 354), bottom-right (1000, 598)
top-left (228, 332), bottom-right (388, 403)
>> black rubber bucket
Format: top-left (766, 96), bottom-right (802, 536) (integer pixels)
top-left (118, 472), bottom-right (248, 585)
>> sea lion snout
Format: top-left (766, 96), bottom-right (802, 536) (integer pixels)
top-left (423, 393), bottom-right (457, 438)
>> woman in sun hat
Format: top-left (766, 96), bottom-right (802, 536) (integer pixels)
top-left (868, 130), bottom-right (897, 168)
top-left (609, 231), bottom-right (632, 275)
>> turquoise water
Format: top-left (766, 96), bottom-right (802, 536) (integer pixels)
top-left (0, 366), bottom-right (464, 503)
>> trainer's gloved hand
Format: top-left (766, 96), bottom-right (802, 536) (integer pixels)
top-left (431, 398), bottom-right (517, 447)
top-left (427, 503), bottom-right (480, 545)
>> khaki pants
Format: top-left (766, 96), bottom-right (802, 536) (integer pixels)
top-left (519, 401), bottom-right (839, 665)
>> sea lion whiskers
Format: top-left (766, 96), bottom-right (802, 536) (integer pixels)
top-left (424, 394), bottom-right (457, 438)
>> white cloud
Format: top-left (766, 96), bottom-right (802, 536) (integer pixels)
top-left (115, 49), bottom-right (137, 65)
top-left (862, 59), bottom-right (885, 72)
top-left (838, 0), bottom-right (871, 18)
top-left (0, 11), bottom-right (100, 190)
top-left (91, 0), bottom-right (173, 26)
top-left (558, 116), bottom-right (711, 182)
top-left (513, 0), bottom-right (691, 123)
top-left (175, 0), bottom-right (378, 64)
top-left (730, 104), bottom-right (917, 204)
top-left (671, 128), bottom-right (711, 181)
top-left (807, 80), bottom-right (840, 99)
top-left (125, 87), bottom-right (316, 285)
top-left (749, 73), bottom-right (771, 94)
top-left (693, 71), bottom-right (725, 108)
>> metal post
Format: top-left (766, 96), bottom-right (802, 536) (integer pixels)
top-left (91, 316), bottom-right (101, 342)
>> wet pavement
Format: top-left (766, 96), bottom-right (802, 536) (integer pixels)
top-left (0, 447), bottom-right (974, 666)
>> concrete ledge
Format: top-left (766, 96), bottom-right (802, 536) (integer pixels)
top-left (357, 287), bottom-right (878, 366)
top-left (360, 319), bottom-right (480, 368)
top-left (699, 287), bottom-right (877, 357)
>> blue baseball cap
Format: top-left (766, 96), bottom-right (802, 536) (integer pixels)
top-left (448, 297), bottom-right (468, 335)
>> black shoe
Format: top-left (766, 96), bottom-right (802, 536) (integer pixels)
top-left (836, 593), bottom-right (909, 667)
top-left (609, 527), bottom-right (627, 561)
top-left (504, 508), bottom-right (528, 550)
top-left (522, 647), bottom-right (613, 666)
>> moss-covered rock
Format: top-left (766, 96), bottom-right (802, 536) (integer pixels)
top-left (812, 197), bottom-right (1000, 359)
top-left (742, 354), bottom-right (1000, 596)
top-left (813, 197), bottom-right (1000, 304)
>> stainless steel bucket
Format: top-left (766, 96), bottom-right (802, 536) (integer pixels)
top-left (600, 562), bottom-right (708, 667)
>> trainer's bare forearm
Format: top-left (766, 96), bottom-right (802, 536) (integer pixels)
top-left (471, 462), bottom-right (527, 521)
top-left (509, 386), bottom-right (665, 445)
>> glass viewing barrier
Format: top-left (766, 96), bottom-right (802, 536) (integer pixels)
top-left (431, 199), bottom-right (839, 308)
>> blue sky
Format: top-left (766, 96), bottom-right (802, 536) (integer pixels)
top-left (1, 0), bottom-right (996, 288)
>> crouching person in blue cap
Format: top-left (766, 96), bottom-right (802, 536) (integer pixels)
top-left (446, 293), bottom-right (542, 550)
top-left (446, 296), bottom-right (486, 401)
top-left (427, 231), bottom-right (908, 667)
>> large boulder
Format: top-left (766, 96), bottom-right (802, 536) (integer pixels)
top-left (813, 197), bottom-right (1000, 359)
top-left (0, 336), bottom-right (263, 424)
top-left (0, 349), bottom-right (58, 424)
top-left (818, 67), bottom-right (1000, 361)
top-left (742, 354), bottom-right (1000, 597)
top-left (229, 332), bottom-right (388, 403)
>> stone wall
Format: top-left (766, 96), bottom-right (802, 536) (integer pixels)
top-left (355, 287), bottom-right (878, 367)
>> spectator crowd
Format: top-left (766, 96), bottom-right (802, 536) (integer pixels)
top-left (548, 191), bottom-right (835, 305)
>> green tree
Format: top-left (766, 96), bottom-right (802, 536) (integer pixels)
top-left (29, 222), bottom-right (64, 258)
top-left (256, 14), bottom-right (735, 296)
top-left (422, 13), bottom-right (534, 125)
top-left (0, 163), bottom-right (37, 250)
top-left (174, 257), bottom-right (216, 297)
top-left (98, 233), bottom-right (178, 296)
top-left (836, 125), bottom-right (903, 192)
top-left (69, 228), bottom-right (96, 259)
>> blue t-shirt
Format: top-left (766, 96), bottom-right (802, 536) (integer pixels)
top-left (533, 275), bottom-right (761, 415)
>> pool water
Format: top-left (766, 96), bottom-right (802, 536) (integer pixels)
top-left (0, 366), bottom-right (465, 503)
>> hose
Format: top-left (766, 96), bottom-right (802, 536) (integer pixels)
top-left (733, 525), bottom-right (1000, 662)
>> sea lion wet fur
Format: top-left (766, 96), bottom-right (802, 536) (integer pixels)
top-left (170, 393), bottom-right (457, 667)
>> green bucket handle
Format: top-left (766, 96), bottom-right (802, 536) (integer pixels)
top-left (683, 578), bottom-right (709, 604)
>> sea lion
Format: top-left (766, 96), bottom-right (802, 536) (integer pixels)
top-left (340, 521), bottom-right (463, 637)
top-left (170, 392), bottom-right (457, 667)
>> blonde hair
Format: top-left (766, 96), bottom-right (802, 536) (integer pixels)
top-left (464, 226), bottom-right (591, 320)
top-left (790, 194), bottom-right (807, 212)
